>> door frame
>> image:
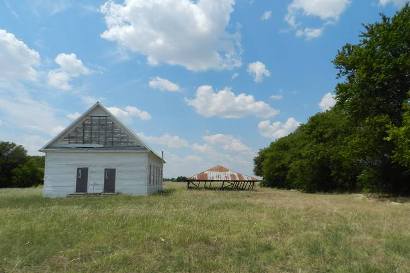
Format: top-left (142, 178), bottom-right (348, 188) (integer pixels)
top-left (75, 167), bottom-right (88, 193)
top-left (104, 168), bottom-right (116, 193)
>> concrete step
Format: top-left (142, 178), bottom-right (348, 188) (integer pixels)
top-left (68, 192), bottom-right (120, 197)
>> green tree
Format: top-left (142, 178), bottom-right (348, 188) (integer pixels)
top-left (261, 129), bottom-right (303, 189)
top-left (333, 4), bottom-right (410, 193)
top-left (175, 176), bottom-right (188, 182)
top-left (387, 104), bottom-right (410, 168)
top-left (12, 157), bottom-right (44, 187)
top-left (0, 142), bottom-right (27, 187)
top-left (0, 141), bottom-right (44, 188)
top-left (334, 5), bottom-right (410, 125)
top-left (289, 109), bottom-right (358, 192)
top-left (253, 148), bottom-right (267, 177)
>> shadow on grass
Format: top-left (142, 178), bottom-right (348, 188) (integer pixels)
top-left (187, 187), bottom-right (257, 192)
top-left (369, 194), bottom-right (410, 204)
top-left (0, 188), bottom-right (154, 209)
top-left (155, 188), bottom-right (177, 197)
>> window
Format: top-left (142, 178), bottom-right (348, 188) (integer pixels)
top-left (155, 166), bottom-right (158, 185)
top-left (149, 165), bottom-right (152, 185)
top-left (150, 165), bottom-right (154, 185)
top-left (154, 166), bottom-right (157, 185)
top-left (152, 166), bottom-right (155, 185)
top-left (160, 167), bottom-right (163, 185)
top-left (157, 167), bottom-right (159, 185)
top-left (149, 165), bottom-right (162, 186)
top-left (157, 167), bottom-right (160, 185)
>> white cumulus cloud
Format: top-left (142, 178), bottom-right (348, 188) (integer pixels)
top-left (66, 112), bottom-right (81, 120)
top-left (149, 77), bottom-right (180, 92)
top-left (107, 105), bottom-right (151, 122)
top-left (296, 27), bottom-right (324, 40)
top-left (191, 143), bottom-right (213, 154)
top-left (192, 133), bottom-right (255, 176)
top-left (186, 85), bottom-right (279, 119)
top-left (189, 133), bottom-right (254, 176)
top-left (27, 0), bottom-right (73, 15)
top-left (162, 152), bottom-right (203, 177)
top-left (0, 29), bottom-right (40, 82)
top-left (100, 0), bottom-right (241, 71)
top-left (137, 131), bottom-right (256, 177)
top-left (288, 0), bottom-right (350, 21)
top-left (80, 95), bottom-right (103, 107)
top-left (0, 90), bottom-right (67, 154)
top-left (0, 94), bottom-right (64, 136)
top-left (319, 92), bottom-right (336, 111)
top-left (379, 0), bottom-right (409, 7)
top-left (270, 95), bottom-right (283, 100)
top-left (261, 10), bottom-right (272, 21)
top-left (286, 0), bottom-right (350, 39)
top-left (247, 61), bottom-right (270, 82)
top-left (47, 53), bottom-right (91, 91)
top-left (139, 133), bottom-right (189, 149)
top-left (203, 134), bottom-right (251, 153)
top-left (0, 133), bottom-right (50, 156)
top-left (258, 118), bottom-right (300, 139)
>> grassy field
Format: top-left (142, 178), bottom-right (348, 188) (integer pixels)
top-left (0, 183), bottom-right (409, 273)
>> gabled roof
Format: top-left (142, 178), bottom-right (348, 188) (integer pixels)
top-left (40, 102), bottom-right (164, 162)
top-left (189, 165), bottom-right (257, 181)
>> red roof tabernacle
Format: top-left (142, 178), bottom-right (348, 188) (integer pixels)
top-left (189, 165), bottom-right (257, 181)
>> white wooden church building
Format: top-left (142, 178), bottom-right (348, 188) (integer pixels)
top-left (40, 102), bottom-right (164, 197)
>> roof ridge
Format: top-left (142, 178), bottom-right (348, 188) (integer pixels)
top-left (207, 165), bottom-right (230, 172)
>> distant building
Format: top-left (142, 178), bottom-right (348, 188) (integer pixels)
top-left (188, 165), bottom-right (258, 190)
top-left (40, 102), bottom-right (164, 197)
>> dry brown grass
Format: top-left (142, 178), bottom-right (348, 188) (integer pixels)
top-left (0, 183), bottom-right (409, 273)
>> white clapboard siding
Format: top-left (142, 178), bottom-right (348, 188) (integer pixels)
top-left (147, 152), bottom-right (164, 194)
top-left (43, 151), bottom-right (149, 197)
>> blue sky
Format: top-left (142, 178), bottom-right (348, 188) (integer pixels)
top-left (0, 0), bottom-right (407, 177)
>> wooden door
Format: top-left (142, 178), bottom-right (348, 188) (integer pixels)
top-left (76, 168), bottom-right (88, 193)
top-left (104, 168), bottom-right (116, 193)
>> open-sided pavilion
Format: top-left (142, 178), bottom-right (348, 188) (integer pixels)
top-left (187, 165), bottom-right (258, 191)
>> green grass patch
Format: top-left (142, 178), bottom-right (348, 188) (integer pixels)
top-left (0, 184), bottom-right (409, 273)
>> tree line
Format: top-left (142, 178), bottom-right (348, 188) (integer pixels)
top-left (165, 176), bottom-right (189, 182)
top-left (254, 5), bottom-right (410, 195)
top-left (0, 142), bottom-right (44, 188)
